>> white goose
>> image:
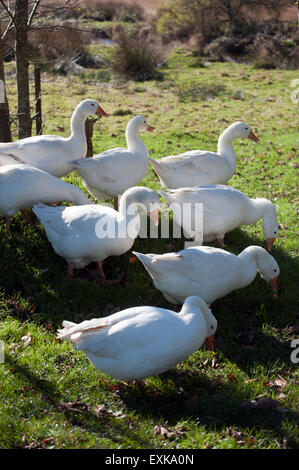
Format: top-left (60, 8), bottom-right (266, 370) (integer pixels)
top-left (0, 100), bottom-right (108, 177)
top-left (57, 296), bottom-right (217, 381)
top-left (71, 115), bottom-right (152, 207)
top-left (159, 185), bottom-right (278, 251)
top-left (133, 245), bottom-right (279, 306)
top-left (0, 164), bottom-right (92, 231)
top-left (149, 121), bottom-right (259, 188)
top-left (33, 186), bottom-right (160, 279)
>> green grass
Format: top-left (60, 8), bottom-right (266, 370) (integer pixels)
top-left (0, 43), bottom-right (298, 449)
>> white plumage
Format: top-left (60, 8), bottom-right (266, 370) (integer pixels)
top-left (57, 296), bottom-right (217, 381)
top-left (159, 184), bottom-right (278, 250)
top-left (71, 115), bottom-right (152, 200)
top-left (0, 164), bottom-right (92, 230)
top-left (149, 121), bottom-right (259, 188)
top-left (33, 186), bottom-right (160, 277)
top-left (0, 100), bottom-right (108, 177)
top-left (133, 245), bottom-right (279, 305)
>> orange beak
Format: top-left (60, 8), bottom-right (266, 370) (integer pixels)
top-left (96, 105), bottom-right (109, 117)
top-left (205, 334), bottom-right (215, 351)
top-left (149, 208), bottom-right (159, 226)
top-left (267, 237), bottom-right (275, 251)
top-left (269, 276), bottom-right (278, 298)
top-left (248, 130), bottom-right (259, 143)
top-left (146, 125), bottom-right (153, 132)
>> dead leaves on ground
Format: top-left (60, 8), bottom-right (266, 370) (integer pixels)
top-left (226, 427), bottom-right (257, 447)
top-left (58, 401), bottom-right (128, 421)
top-left (21, 435), bottom-right (55, 449)
top-left (263, 377), bottom-right (288, 390)
top-left (21, 332), bottom-right (32, 348)
top-left (58, 401), bottom-right (89, 413)
top-left (154, 424), bottom-right (187, 440)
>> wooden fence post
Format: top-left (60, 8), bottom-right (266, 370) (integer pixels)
top-left (85, 118), bottom-right (97, 157)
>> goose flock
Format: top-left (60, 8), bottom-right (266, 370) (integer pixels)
top-left (0, 99), bottom-right (280, 382)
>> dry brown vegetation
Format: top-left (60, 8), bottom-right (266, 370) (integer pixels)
top-left (111, 25), bottom-right (166, 80)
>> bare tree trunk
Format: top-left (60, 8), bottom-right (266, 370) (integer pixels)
top-left (34, 64), bottom-right (42, 135)
top-left (0, 24), bottom-right (11, 142)
top-left (15, 0), bottom-right (31, 139)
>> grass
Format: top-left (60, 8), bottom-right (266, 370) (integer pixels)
top-left (0, 42), bottom-right (298, 449)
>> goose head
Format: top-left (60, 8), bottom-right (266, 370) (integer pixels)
top-left (227, 121), bottom-right (259, 142)
top-left (183, 296), bottom-right (217, 351)
top-left (127, 115), bottom-right (153, 134)
top-left (76, 99), bottom-right (108, 118)
top-left (256, 249), bottom-right (280, 295)
top-left (261, 200), bottom-right (279, 251)
top-left (121, 186), bottom-right (160, 226)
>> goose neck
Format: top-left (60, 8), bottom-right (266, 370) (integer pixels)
top-left (246, 198), bottom-right (271, 224)
top-left (118, 194), bottom-right (141, 239)
top-left (126, 123), bottom-right (149, 157)
top-left (217, 128), bottom-right (237, 170)
top-left (237, 246), bottom-right (264, 286)
top-left (69, 108), bottom-right (87, 141)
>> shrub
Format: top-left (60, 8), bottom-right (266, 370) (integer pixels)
top-left (252, 29), bottom-right (299, 70)
top-left (156, 0), bottom-right (216, 40)
top-left (156, 0), bottom-right (296, 41)
top-left (156, 0), bottom-right (298, 69)
top-left (111, 27), bottom-right (166, 80)
top-left (27, 24), bottom-right (95, 73)
top-left (77, 0), bottom-right (145, 22)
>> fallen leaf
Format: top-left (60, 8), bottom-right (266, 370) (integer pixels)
top-left (228, 374), bottom-right (237, 383)
top-left (58, 402), bottom-right (89, 413)
top-left (263, 378), bottom-right (287, 390)
top-left (277, 393), bottom-right (286, 400)
top-left (41, 438), bottom-right (53, 446)
top-left (226, 427), bottom-right (248, 443)
top-left (274, 378), bottom-right (288, 389)
top-left (94, 404), bottom-right (107, 417)
top-left (154, 425), bottom-right (185, 440)
top-left (21, 333), bottom-right (32, 348)
top-left (110, 410), bottom-right (126, 419)
top-left (211, 358), bottom-right (218, 368)
top-left (127, 419), bottom-right (133, 430)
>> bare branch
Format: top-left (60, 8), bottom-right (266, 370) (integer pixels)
top-left (27, 0), bottom-right (40, 28)
top-left (1, 17), bottom-right (13, 40)
top-left (0, 0), bottom-right (16, 26)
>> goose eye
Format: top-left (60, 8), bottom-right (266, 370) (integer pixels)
top-left (274, 231), bottom-right (277, 234)
top-left (211, 325), bottom-right (214, 329)
top-left (245, 127), bottom-right (248, 130)
top-left (91, 103), bottom-right (95, 106)
top-left (274, 269), bottom-right (277, 272)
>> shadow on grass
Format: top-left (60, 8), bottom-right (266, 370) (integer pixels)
top-left (208, 228), bottom-right (299, 371)
top-left (1, 217), bottom-right (298, 364)
top-left (1, 217), bottom-right (298, 443)
top-left (4, 352), bottom-right (150, 448)
top-left (109, 368), bottom-right (298, 434)
top-left (5, 351), bottom-right (297, 446)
